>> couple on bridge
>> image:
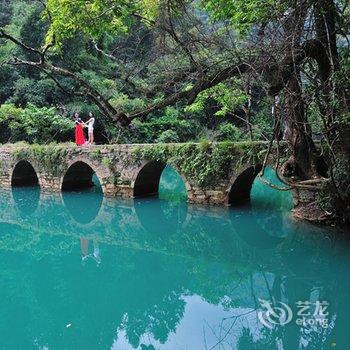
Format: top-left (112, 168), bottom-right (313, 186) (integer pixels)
top-left (74, 112), bottom-right (95, 146)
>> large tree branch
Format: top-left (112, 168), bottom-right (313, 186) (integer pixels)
top-left (0, 27), bottom-right (331, 128)
top-left (116, 62), bottom-right (252, 121)
top-left (0, 28), bottom-right (43, 59)
top-left (116, 38), bottom-right (330, 122)
top-left (268, 39), bottom-right (331, 95)
top-left (41, 69), bottom-right (117, 118)
top-left (10, 56), bottom-right (130, 124)
top-left (0, 28), bottom-right (130, 125)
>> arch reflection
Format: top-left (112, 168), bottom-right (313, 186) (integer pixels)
top-left (229, 167), bottom-right (293, 249)
top-left (62, 174), bottom-right (103, 225)
top-left (134, 199), bottom-right (188, 236)
top-left (229, 204), bottom-right (286, 249)
top-left (134, 165), bottom-right (188, 235)
top-left (62, 179), bottom-right (103, 225)
top-left (134, 163), bottom-right (188, 201)
top-left (12, 186), bottom-right (40, 217)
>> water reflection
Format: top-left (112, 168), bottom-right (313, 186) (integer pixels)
top-left (229, 204), bottom-right (288, 249)
top-left (12, 186), bottom-right (40, 217)
top-left (62, 174), bottom-right (103, 225)
top-left (134, 198), bottom-right (188, 236)
top-left (0, 170), bottom-right (348, 349)
top-left (80, 237), bottom-right (101, 265)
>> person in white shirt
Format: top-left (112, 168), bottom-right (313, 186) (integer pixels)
top-left (85, 112), bottom-right (95, 144)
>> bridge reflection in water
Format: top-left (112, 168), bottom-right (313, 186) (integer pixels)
top-left (0, 167), bottom-right (348, 349)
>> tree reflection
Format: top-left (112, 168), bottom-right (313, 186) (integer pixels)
top-left (0, 185), bottom-right (348, 349)
top-left (229, 203), bottom-right (286, 249)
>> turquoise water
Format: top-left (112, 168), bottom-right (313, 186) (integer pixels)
top-left (0, 166), bottom-right (348, 349)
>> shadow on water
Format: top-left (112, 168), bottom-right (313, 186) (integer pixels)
top-left (61, 174), bottom-right (103, 225)
top-left (0, 222), bottom-right (34, 248)
top-left (229, 203), bottom-right (288, 249)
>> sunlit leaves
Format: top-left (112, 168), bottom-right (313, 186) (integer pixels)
top-left (185, 82), bottom-right (248, 116)
top-left (0, 103), bottom-right (74, 143)
top-left (45, 0), bottom-right (161, 46)
top-left (200, 0), bottom-right (284, 34)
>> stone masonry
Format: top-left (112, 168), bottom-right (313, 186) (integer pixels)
top-left (0, 142), bottom-right (281, 206)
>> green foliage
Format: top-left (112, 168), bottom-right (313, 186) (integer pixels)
top-left (185, 82), bottom-right (247, 117)
top-left (45, 0), bottom-right (160, 46)
top-left (249, 97), bottom-right (274, 140)
top-left (340, 113), bottom-right (350, 124)
top-left (0, 103), bottom-right (74, 144)
top-left (7, 77), bottom-right (59, 107)
top-left (102, 157), bottom-right (112, 168)
top-left (91, 149), bottom-right (102, 161)
top-left (14, 143), bottom-right (69, 176)
top-left (156, 130), bottom-right (180, 143)
top-left (201, 0), bottom-right (284, 34)
top-left (305, 101), bottom-right (323, 134)
top-left (132, 141), bottom-right (267, 187)
top-left (319, 156), bottom-right (350, 224)
top-left (0, 0), bottom-right (278, 145)
top-left (124, 108), bottom-right (199, 143)
top-left (109, 92), bottom-right (146, 114)
top-left (333, 158), bottom-right (350, 203)
top-left (218, 123), bottom-right (244, 141)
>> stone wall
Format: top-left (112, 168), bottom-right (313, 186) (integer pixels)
top-left (0, 142), bottom-right (283, 205)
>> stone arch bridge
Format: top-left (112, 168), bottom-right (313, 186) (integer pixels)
top-left (0, 142), bottom-right (287, 206)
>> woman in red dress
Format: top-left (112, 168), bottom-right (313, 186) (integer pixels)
top-left (74, 113), bottom-right (86, 146)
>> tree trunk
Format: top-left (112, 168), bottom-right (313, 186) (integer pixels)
top-left (283, 72), bottom-right (320, 179)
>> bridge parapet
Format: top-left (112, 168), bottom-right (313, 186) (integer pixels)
top-left (0, 142), bottom-right (286, 205)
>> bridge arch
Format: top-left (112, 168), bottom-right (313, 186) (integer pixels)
top-left (227, 164), bottom-right (263, 205)
top-left (60, 158), bottom-right (110, 194)
top-left (132, 160), bottom-right (191, 198)
top-left (11, 160), bottom-right (41, 187)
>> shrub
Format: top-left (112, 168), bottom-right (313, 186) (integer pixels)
top-left (156, 129), bottom-right (180, 143)
top-left (0, 103), bottom-right (74, 144)
top-left (217, 123), bottom-right (243, 141)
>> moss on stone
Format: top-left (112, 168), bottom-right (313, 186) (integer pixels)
top-left (14, 144), bottom-right (68, 176)
top-left (131, 141), bottom-right (270, 187)
top-left (91, 149), bottom-right (102, 161)
top-left (102, 157), bottom-right (112, 168)
top-left (6, 141), bottom-right (279, 189)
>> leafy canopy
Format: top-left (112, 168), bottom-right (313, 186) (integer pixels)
top-left (0, 103), bottom-right (74, 143)
top-left (45, 0), bottom-right (160, 45)
top-left (45, 0), bottom-right (285, 45)
top-left (201, 0), bottom-right (285, 34)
